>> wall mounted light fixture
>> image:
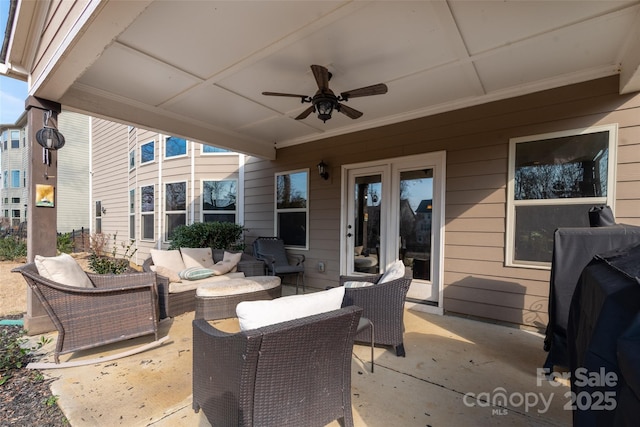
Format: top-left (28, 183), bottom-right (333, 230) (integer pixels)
top-left (317, 160), bottom-right (329, 180)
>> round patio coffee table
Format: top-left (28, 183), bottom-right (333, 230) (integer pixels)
top-left (194, 276), bottom-right (282, 320)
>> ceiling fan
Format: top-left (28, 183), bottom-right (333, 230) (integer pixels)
top-left (262, 64), bottom-right (388, 123)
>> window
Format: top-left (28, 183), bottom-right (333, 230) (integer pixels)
top-left (95, 201), bottom-right (102, 233)
top-left (165, 136), bottom-right (187, 158)
top-left (11, 210), bottom-right (20, 227)
top-left (165, 182), bottom-right (186, 241)
top-left (11, 131), bottom-right (19, 149)
top-left (275, 170), bottom-right (308, 248)
top-left (129, 149), bottom-right (135, 171)
top-left (11, 197), bottom-right (19, 203)
top-left (202, 144), bottom-right (231, 154)
top-left (141, 185), bottom-right (155, 240)
top-left (3, 171), bottom-right (7, 188)
top-left (507, 125), bottom-right (616, 267)
top-left (202, 180), bottom-right (236, 223)
top-left (140, 141), bottom-right (155, 164)
top-left (129, 189), bottom-right (135, 240)
top-left (11, 170), bottom-right (20, 188)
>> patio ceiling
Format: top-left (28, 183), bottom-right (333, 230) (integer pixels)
top-left (5, 1), bottom-right (640, 159)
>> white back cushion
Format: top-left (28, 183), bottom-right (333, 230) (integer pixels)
top-left (150, 249), bottom-right (186, 273)
top-left (379, 260), bottom-right (406, 283)
top-left (35, 253), bottom-right (93, 288)
top-left (180, 247), bottom-right (215, 269)
top-left (236, 286), bottom-right (345, 331)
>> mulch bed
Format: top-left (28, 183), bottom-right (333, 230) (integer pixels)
top-left (0, 315), bottom-right (67, 426)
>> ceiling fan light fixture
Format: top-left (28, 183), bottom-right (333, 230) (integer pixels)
top-left (315, 97), bottom-right (335, 122)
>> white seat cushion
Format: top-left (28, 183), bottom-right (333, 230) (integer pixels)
top-left (168, 272), bottom-right (245, 293)
top-left (35, 253), bottom-right (94, 288)
top-left (196, 277), bottom-right (280, 297)
top-left (236, 286), bottom-right (345, 331)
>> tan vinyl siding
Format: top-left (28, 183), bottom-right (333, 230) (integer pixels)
top-left (244, 75), bottom-right (640, 328)
top-left (57, 112), bottom-right (90, 233)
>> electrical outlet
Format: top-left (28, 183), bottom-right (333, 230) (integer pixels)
top-left (318, 261), bottom-right (325, 272)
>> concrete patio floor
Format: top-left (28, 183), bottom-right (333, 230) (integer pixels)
top-left (29, 285), bottom-right (572, 427)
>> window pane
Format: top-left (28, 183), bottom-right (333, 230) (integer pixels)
top-left (141, 141), bottom-right (154, 163)
top-left (129, 215), bottom-right (135, 240)
top-left (166, 213), bottom-right (186, 240)
top-left (202, 145), bottom-right (230, 153)
top-left (142, 215), bottom-right (154, 239)
top-left (11, 170), bottom-right (20, 188)
top-left (165, 182), bottom-right (186, 210)
top-left (204, 213), bottom-right (236, 223)
top-left (515, 132), bottom-right (608, 200)
top-left (203, 180), bottom-right (236, 210)
top-left (129, 189), bottom-right (135, 213)
top-left (514, 204), bottom-right (593, 263)
top-left (141, 186), bottom-right (154, 212)
top-left (277, 172), bottom-right (307, 209)
top-left (95, 218), bottom-right (102, 234)
top-left (166, 136), bottom-right (187, 157)
top-left (278, 212), bottom-right (306, 247)
top-left (129, 150), bottom-right (135, 169)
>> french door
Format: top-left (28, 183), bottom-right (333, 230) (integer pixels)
top-left (342, 152), bottom-right (445, 305)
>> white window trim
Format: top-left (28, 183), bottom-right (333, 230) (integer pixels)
top-left (164, 136), bottom-right (189, 160)
top-left (140, 184), bottom-right (155, 241)
top-left (505, 124), bottom-right (618, 269)
top-left (140, 140), bottom-right (155, 166)
top-left (274, 168), bottom-right (309, 250)
top-left (201, 178), bottom-right (238, 223)
top-left (163, 180), bottom-right (188, 243)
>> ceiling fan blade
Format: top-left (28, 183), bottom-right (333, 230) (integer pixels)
top-left (295, 105), bottom-right (316, 120)
top-left (340, 83), bottom-right (388, 100)
top-left (337, 103), bottom-right (363, 119)
top-left (311, 65), bottom-right (330, 92)
top-left (262, 91), bottom-right (309, 101)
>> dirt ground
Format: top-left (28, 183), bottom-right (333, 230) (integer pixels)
top-left (0, 253), bottom-right (91, 317)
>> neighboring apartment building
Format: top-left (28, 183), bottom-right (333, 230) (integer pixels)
top-left (0, 111), bottom-right (90, 234)
top-left (90, 118), bottom-right (244, 267)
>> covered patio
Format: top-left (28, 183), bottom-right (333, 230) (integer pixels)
top-left (28, 284), bottom-right (571, 426)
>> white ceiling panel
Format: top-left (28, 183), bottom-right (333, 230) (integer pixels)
top-left (476, 10), bottom-right (636, 93)
top-left (166, 84), bottom-right (276, 130)
top-left (77, 43), bottom-right (201, 106)
top-left (117, 1), bottom-right (350, 80)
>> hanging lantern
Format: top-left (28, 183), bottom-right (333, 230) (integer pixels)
top-left (35, 111), bottom-right (65, 150)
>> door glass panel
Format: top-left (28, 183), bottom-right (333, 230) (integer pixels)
top-left (352, 175), bottom-right (382, 274)
top-left (399, 169), bottom-right (433, 281)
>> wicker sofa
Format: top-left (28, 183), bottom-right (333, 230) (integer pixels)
top-left (143, 249), bottom-right (265, 318)
top-left (192, 305), bottom-right (363, 427)
top-left (13, 261), bottom-right (159, 364)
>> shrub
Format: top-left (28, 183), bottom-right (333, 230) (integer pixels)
top-left (88, 232), bottom-right (137, 274)
top-left (0, 328), bottom-right (50, 385)
top-left (168, 222), bottom-right (245, 251)
top-left (0, 236), bottom-right (27, 261)
top-left (57, 232), bottom-right (74, 254)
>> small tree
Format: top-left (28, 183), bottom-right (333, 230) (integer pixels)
top-left (168, 222), bottom-right (245, 250)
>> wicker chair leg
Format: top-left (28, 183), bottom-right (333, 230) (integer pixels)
top-left (395, 342), bottom-right (406, 357)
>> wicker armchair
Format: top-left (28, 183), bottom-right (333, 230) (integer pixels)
top-left (253, 237), bottom-right (306, 294)
top-left (339, 274), bottom-right (412, 356)
top-left (192, 305), bottom-right (362, 427)
top-left (13, 263), bottom-right (159, 364)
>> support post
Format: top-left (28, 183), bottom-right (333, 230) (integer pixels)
top-left (23, 96), bottom-right (61, 334)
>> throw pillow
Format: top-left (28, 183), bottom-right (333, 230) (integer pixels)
top-left (180, 247), bottom-right (215, 269)
top-left (354, 245), bottom-right (363, 256)
top-left (378, 259), bottom-right (405, 283)
top-left (178, 267), bottom-right (215, 281)
top-left (344, 281), bottom-right (375, 288)
top-left (35, 253), bottom-right (94, 288)
top-left (154, 265), bottom-right (181, 283)
top-left (236, 286), bottom-right (345, 331)
top-left (210, 251), bottom-right (243, 275)
top-left (150, 249), bottom-right (186, 272)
